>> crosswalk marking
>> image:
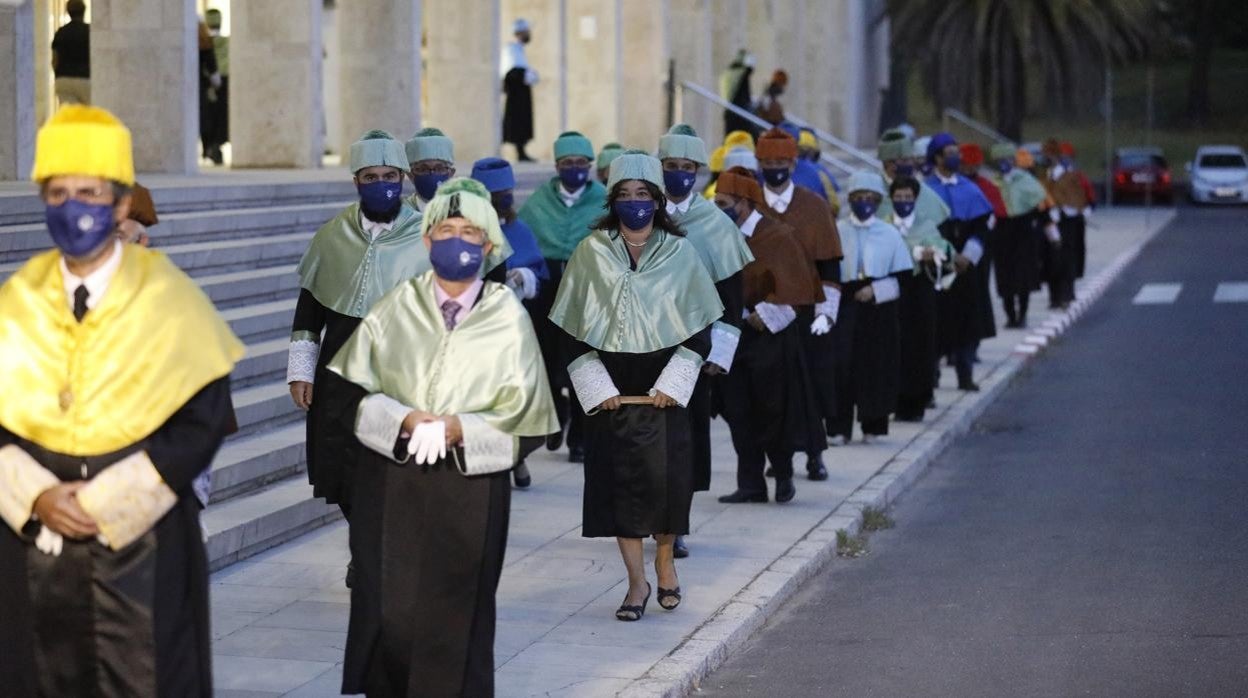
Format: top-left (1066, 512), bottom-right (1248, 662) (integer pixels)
top-left (1133, 283), bottom-right (1182, 305)
top-left (1213, 282), bottom-right (1248, 303)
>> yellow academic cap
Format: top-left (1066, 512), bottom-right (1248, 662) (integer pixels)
top-left (32, 105), bottom-right (135, 186)
top-left (709, 145), bottom-right (728, 173)
top-left (798, 130), bottom-right (818, 150)
top-left (723, 130), bottom-right (755, 152)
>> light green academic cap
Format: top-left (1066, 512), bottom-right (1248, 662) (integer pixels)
top-left (607, 150), bottom-right (663, 190)
top-left (349, 130), bottom-right (409, 173)
top-left (847, 170), bottom-right (888, 198)
top-left (405, 127), bottom-right (455, 165)
top-left (657, 123), bottom-right (709, 166)
top-left (877, 128), bottom-right (914, 161)
top-left (553, 131), bottom-right (594, 161)
top-left (989, 142), bottom-right (1018, 162)
top-left (597, 142), bottom-right (625, 171)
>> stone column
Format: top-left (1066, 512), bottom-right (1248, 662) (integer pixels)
top-left (34, 0), bottom-right (52, 128)
top-left (708, 0), bottom-right (748, 146)
top-left (0, 0), bottom-right (35, 181)
top-left (670, 0), bottom-right (715, 144)
top-left (801, 0), bottom-right (839, 137)
top-left (564, 0), bottom-right (618, 151)
top-left (500, 0), bottom-right (565, 161)
top-left (336, 0), bottom-right (421, 157)
top-left (90, 0), bottom-right (198, 174)
top-left (230, 0), bottom-right (323, 168)
top-left (772, 0), bottom-right (806, 121)
top-left (424, 0), bottom-right (501, 163)
top-left (616, 1), bottom-right (668, 150)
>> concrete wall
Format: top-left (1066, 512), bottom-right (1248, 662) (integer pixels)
top-left (337, 0), bottom-right (421, 158)
top-left (0, 1), bottom-right (35, 181)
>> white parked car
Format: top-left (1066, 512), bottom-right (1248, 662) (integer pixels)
top-left (1187, 145), bottom-right (1248, 204)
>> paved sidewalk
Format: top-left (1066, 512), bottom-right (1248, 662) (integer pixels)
top-left (210, 207), bottom-right (1175, 697)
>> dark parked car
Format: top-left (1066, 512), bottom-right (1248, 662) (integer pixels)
top-left (1111, 147), bottom-right (1173, 204)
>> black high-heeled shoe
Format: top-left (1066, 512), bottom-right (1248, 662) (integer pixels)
top-left (616, 583), bottom-right (651, 622)
top-left (657, 585), bottom-right (682, 611)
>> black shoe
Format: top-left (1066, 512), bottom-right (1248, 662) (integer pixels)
top-left (775, 478), bottom-right (796, 503)
top-left (568, 445), bottom-right (585, 463)
top-left (958, 381), bottom-right (980, 392)
top-left (512, 461), bottom-right (531, 489)
top-left (546, 429), bottom-right (564, 451)
top-left (894, 411), bottom-right (924, 422)
top-left (657, 585), bottom-right (682, 611)
top-left (616, 583), bottom-right (651, 621)
top-left (673, 536), bottom-right (689, 559)
top-left (806, 455), bottom-right (828, 481)
top-left (718, 489), bottom-right (768, 503)
top-left (345, 561), bottom-right (356, 589)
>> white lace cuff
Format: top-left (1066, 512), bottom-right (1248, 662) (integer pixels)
top-left (355, 393), bottom-right (412, 462)
top-left (871, 276), bottom-right (900, 304)
top-left (77, 451), bottom-right (177, 551)
top-left (568, 352), bottom-right (619, 413)
top-left (456, 413), bottom-right (516, 476)
top-left (649, 346), bottom-right (703, 407)
top-left (962, 238), bottom-right (984, 266)
top-left (0, 445), bottom-right (60, 535)
top-left (707, 322), bottom-right (740, 373)
top-left (287, 339), bottom-right (320, 384)
top-left (815, 285), bottom-right (841, 323)
top-left (755, 302), bottom-right (797, 334)
top-left (1049, 207), bottom-right (1062, 224)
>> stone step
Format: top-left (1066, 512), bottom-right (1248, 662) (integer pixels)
top-left (232, 380), bottom-right (301, 437)
top-left (164, 231), bottom-right (314, 276)
top-left (220, 298), bottom-right (297, 345)
top-left (203, 476), bottom-right (339, 572)
top-left (199, 264), bottom-right (299, 310)
top-left (232, 337), bottom-right (288, 389)
top-left (209, 422), bottom-right (306, 504)
top-left (0, 201), bottom-right (348, 265)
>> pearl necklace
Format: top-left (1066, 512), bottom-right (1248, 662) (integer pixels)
top-left (621, 231), bottom-right (650, 248)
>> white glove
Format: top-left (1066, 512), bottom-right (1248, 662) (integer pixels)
top-left (1081, 205), bottom-right (1093, 219)
top-left (810, 314), bottom-right (832, 335)
top-left (407, 420), bottom-right (447, 466)
top-left (505, 267), bottom-right (539, 300)
top-left (209, 72), bottom-right (222, 89)
top-left (35, 525), bottom-right (63, 557)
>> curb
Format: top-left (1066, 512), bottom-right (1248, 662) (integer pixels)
top-left (619, 214), bottom-right (1171, 698)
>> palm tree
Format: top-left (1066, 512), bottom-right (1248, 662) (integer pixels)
top-left (887, 0), bottom-right (1155, 140)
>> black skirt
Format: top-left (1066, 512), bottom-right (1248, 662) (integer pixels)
top-left (898, 272), bottom-right (939, 416)
top-left (994, 214), bottom-right (1043, 297)
top-left (832, 279), bottom-right (902, 433)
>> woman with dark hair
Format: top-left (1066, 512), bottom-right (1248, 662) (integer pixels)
top-left (549, 151), bottom-right (723, 621)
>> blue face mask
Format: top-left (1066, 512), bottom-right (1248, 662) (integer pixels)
top-left (663, 170), bottom-right (697, 199)
top-left (614, 200), bottom-right (656, 230)
top-left (359, 180), bottom-right (403, 213)
top-left (46, 199), bottom-right (116, 258)
top-left (997, 161), bottom-right (1013, 174)
top-left (761, 167), bottom-right (791, 187)
top-left (429, 236), bottom-right (485, 281)
top-left (413, 173), bottom-right (449, 201)
top-left (493, 192), bottom-right (515, 215)
top-left (718, 202), bottom-right (740, 222)
top-left (892, 200), bottom-right (916, 219)
top-left (559, 166), bottom-right (590, 191)
top-left (850, 198), bottom-right (878, 222)
top-left (894, 163), bottom-right (915, 179)
top-left (942, 154), bottom-right (961, 172)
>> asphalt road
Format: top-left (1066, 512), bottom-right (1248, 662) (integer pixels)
top-left (701, 206), bottom-right (1248, 697)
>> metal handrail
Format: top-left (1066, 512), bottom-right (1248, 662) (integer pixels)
top-left (779, 113), bottom-right (882, 170)
top-left (678, 81), bottom-right (857, 176)
top-left (941, 108), bottom-right (1011, 144)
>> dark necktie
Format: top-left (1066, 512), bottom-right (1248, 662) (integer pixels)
top-left (73, 285), bottom-right (89, 322)
top-left (440, 300), bottom-right (461, 331)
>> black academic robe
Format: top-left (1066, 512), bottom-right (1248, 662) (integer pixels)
top-left (831, 276), bottom-right (906, 438)
top-left (573, 329), bottom-right (712, 538)
top-left (897, 271), bottom-right (940, 420)
top-left (690, 272), bottom-right (744, 492)
top-left (502, 67), bottom-right (534, 146)
top-left (938, 214), bottom-right (992, 353)
top-left (526, 259), bottom-right (585, 450)
top-left (0, 378), bottom-right (233, 698)
top-left (292, 288), bottom-right (364, 509)
top-left (994, 211), bottom-right (1044, 297)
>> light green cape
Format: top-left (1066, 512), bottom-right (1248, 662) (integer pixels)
top-left (997, 168), bottom-right (1048, 217)
top-left (549, 229), bottom-right (723, 354)
top-left (889, 213), bottom-right (955, 278)
top-left (517, 178), bottom-right (608, 260)
top-left (296, 202), bottom-right (429, 317)
top-left (878, 180), bottom-right (951, 229)
top-left (328, 272), bottom-right (559, 447)
top-left (670, 195), bottom-right (754, 282)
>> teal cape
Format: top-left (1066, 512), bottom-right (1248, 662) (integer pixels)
top-left (669, 195), bottom-right (754, 282)
top-left (878, 180), bottom-right (951, 229)
top-left (549, 229), bottom-right (723, 354)
top-left (997, 168), bottom-right (1048, 216)
top-left (517, 178), bottom-right (608, 261)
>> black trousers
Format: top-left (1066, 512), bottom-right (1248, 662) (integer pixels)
top-left (721, 329), bottom-right (795, 493)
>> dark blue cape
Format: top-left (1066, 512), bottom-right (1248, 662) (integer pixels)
top-left (924, 174), bottom-right (994, 221)
top-left (502, 218), bottom-right (550, 280)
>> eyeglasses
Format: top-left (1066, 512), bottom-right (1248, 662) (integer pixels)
top-left (412, 163), bottom-right (454, 176)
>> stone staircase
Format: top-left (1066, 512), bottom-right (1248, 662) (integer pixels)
top-left (0, 165), bottom-right (554, 571)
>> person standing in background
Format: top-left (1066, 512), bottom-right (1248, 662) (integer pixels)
top-left (197, 21), bottom-right (223, 165)
top-left (756, 70), bottom-right (788, 125)
top-left (204, 9), bottom-right (230, 163)
top-left (501, 18), bottom-right (538, 162)
top-left (51, 0), bottom-right (90, 105)
top-left (719, 49), bottom-right (757, 137)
